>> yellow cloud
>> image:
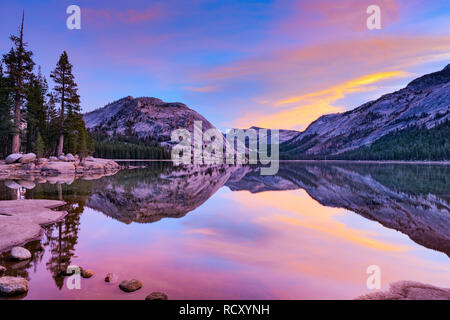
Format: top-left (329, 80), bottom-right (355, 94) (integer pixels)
top-left (234, 70), bottom-right (409, 130)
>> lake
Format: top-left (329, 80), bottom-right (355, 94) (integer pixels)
top-left (0, 161), bottom-right (449, 299)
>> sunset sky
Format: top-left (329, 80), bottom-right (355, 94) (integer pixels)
top-left (1, 0), bottom-right (449, 131)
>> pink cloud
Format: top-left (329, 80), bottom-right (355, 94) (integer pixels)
top-left (83, 5), bottom-right (165, 25)
top-left (277, 0), bottom-right (399, 35)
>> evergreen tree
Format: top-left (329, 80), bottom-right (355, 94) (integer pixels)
top-left (50, 51), bottom-right (80, 155)
top-left (0, 63), bottom-right (13, 158)
top-left (35, 131), bottom-right (45, 158)
top-left (2, 12), bottom-right (35, 154)
top-left (25, 67), bottom-right (47, 153)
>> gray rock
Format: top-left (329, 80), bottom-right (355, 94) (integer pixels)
top-left (104, 273), bottom-right (118, 283)
top-left (0, 200), bottom-right (67, 253)
top-left (356, 281), bottom-right (450, 300)
top-left (4, 180), bottom-right (22, 189)
top-left (145, 292), bottom-right (168, 300)
top-left (0, 266), bottom-right (6, 276)
top-left (18, 180), bottom-right (36, 189)
top-left (119, 279), bottom-right (142, 292)
top-left (280, 64), bottom-right (450, 156)
top-left (20, 153), bottom-right (36, 164)
top-left (0, 276), bottom-right (28, 296)
top-left (81, 269), bottom-right (94, 278)
top-left (65, 153), bottom-right (76, 161)
top-left (10, 247), bottom-right (32, 261)
top-left (5, 153), bottom-right (23, 164)
top-left (49, 156), bottom-right (58, 161)
top-left (58, 155), bottom-right (68, 161)
top-left (85, 156), bottom-right (95, 162)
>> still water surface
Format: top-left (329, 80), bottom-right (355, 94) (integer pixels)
top-left (0, 162), bottom-right (449, 299)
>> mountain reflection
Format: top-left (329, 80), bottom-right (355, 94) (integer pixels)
top-left (227, 163), bottom-right (450, 257)
top-left (0, 161), bottom-right (449, 284)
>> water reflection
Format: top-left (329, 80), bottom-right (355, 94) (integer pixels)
top-left (0, 162), bottom-right (449, 299)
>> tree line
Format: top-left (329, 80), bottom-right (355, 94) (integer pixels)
top-left (332, 121), bottom-right (450, 161)
top-left (0, 13), bottom-right (91, 159)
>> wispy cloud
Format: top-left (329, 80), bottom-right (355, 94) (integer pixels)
top-left (232, 71), bottom-right (409, 130)
top-left (183, 86), bottom-right (218, 93)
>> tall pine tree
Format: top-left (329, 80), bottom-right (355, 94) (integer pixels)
top-left (50, 51), bottom-right (80, 155)
top-left (0, 63), bottom-right (13, 158)
top-left (2, 12), bottom-right (35, 154)
top-left (25, 66), bottom-right (48, 153)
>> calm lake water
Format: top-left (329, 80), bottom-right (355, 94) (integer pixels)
top-left (0, 162), bottom-right (449, 299)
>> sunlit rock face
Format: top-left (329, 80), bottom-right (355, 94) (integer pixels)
top-left (281, 65), bottom-right (450, 155)
top-left (83, 96), bottom-right (217, 147)
top-left (226, 166), bottom-right (298, 193)
top-left (227, 163), bottom-right (450, 257)
top-left (86, 164), bottom-right (238, 224)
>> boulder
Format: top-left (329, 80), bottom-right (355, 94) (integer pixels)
top-left (4, 180), bottom-right (22, 189)
top-left (20, 153), bottom-right (36, 164)
top-left (58, 155), bottom-right (68, 161)
top-left (81, 269), bottom-right (94, 278)
top-left (145, 292), bottom-right (168, 300)
top-left (119, 279), bottom-right (142, 292)
top-left (41, 161), bottom-right (76, 174)
top-left (10, 247), bottom-right (32, 261)
top-left (104, 273), bottom-right (118, 283)
top-left (66, 153), bottom-right (76, 162)
top-left (49, 156), bottom-right (58, 162)
top-left (0, 266), bottom-right (6, 276)
top-left (85, 156), bottom-right (95, 162)
top-left (355, 281), bottom-right (450, 300)
top-left (5, 153), bottom-right (23, 164)
top-left (18, 180), bottom-right (36, 189)
top-left (36, 158), bottom-right (48, 166)
top-left (0, 276), bottom-right (28, 296)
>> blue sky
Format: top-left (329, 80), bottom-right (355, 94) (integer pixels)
top-left (1, 0), bottom-right (449, 131)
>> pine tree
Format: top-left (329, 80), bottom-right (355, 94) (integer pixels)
top-left (25, 67), bottom-right (47, 153)
top-left (35, 131), bottom-right (45, 158)
top-left (50, 51), bottom-right (80, 155)
top-left (0, 63), bottom-right (13, 158)
top-left (2, 12), bottom-right (35, 154)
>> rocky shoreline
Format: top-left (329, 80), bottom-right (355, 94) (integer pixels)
top-left (0, 154), bottom-right (121, 181)
top-left (0, 199), bottom-right (67, 253)
top-left (355, 281), bottom-right (450, 300)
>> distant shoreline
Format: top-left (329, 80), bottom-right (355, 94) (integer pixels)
top-left (112, 159), bottom-right (450, 165)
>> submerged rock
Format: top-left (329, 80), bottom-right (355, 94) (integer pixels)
top-left (0, 200), bottom-right (67, 253)
top-left (104, 273), bottom-right (118, 283)
top-left (81, 269), bottom-right (94, 278)
top-left (20, 153), bottom-right (36, 164)
top-left (145, 292), bottom-right (168, 300)
top-left (0, 266), bottom-right (6, 276)
top-left (5, 153), bottom-right (22, 164)
top-left (10, 247), bottom-right (32, 261)
top-left (0, 276), bottom-right (29, 296)
top-left (119, 279), bottom-right (142, 292)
